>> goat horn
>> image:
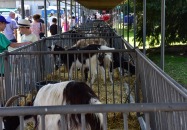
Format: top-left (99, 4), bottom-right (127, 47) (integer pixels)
top-left (5, 95), bottom-right (27, 107)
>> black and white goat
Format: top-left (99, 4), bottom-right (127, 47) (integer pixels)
top-left (34, 81), bottom-right (103, 130)
top-left (2, 95), bottom-right (36, 130)
top-left (109, 52), bottom-right (135, 83)
top-left (2, 81), bottom-right (103, 130)
top-left (48, 44), bottom-right (114, 84)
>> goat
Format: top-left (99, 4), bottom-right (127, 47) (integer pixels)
top-left (34, 80), bottom-right (103, 130)
top-left (72, 38), bottom-right (108, 48)
top-left (48, 44), bottom-right (114, 84)
top-left (109, 52), bottom-right (135, 83)
top-left (2, 95), bottom-right (36, 130)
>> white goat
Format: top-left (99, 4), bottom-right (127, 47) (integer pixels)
top-left (72, 38), bottom-right (107, 48)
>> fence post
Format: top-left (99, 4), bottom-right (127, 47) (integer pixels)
top-left (0, 117), bottom-right (3, 130)
top-left (4, 51), bottom-right (11, 100)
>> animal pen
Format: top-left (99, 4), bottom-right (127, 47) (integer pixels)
top-left (0, 20), bottom-right (187, 130)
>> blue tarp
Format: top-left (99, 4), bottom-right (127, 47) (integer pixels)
top-left (41, 9), bottom-right (64, 18)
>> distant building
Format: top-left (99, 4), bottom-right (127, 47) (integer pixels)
top-left (0, 0), bottom-right (59, 17)
top-left (0, 0), bottom-right (16, 8)
top-left (0, 0), bottom-right (78, 19)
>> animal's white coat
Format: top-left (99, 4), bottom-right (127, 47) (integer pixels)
top-left (69, 45), bottom-right (114, 84)
top-left (72, 38), bottom-right (107, 48)
top-left (34, 81), bottom-right (103, 130)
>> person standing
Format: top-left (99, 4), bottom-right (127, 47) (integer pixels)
top-left (48, 13), bottom-right (56, 27)
top-left (61, 16), bottom-right (69, 32)
top-left (39, 18), bottom-right (45, 38)
top-left (4, 11), bottom-right (18, 42)
top-left (18, 19), bottom-right (38, 43)
top-left (30, 14), bottom-right (45, 40)
top-left (17, 19), bottom-right (38, 88)
top-left (49, 18), bottom-right (58, 36)
top-left (0, 16), bottom-right (31, 104)
top-left (69, 16), bottom-right (76, 30)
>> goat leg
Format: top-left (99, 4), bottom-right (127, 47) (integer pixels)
top-left (84, 68), bottom-right (89, 82)
top-left (91, 73), bottom-right (96, 85)
top-left (109, 65), bottom-right (113, 84)
top-left (100, 66), bottom-right (106, 84)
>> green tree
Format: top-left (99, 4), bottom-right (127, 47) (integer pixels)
top-left (135, 0), bottom-right (187, 46)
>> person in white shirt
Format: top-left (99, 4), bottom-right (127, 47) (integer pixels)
top-left (48, 13), bottom-right (56, 27)
top-left (4, 11), bottom-right (18, 42)
top-left (69, 16), bottom-right (76, 30)
top-left (17, 19), bottom-right (38, 43)
top-left (17, 19), bottom-right (38, 87)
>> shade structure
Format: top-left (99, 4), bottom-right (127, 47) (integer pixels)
top-left (75, 0), bottom-right (124, 10)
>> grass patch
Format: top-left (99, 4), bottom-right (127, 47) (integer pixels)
top-left (148, 53), bottom-right (187, 88)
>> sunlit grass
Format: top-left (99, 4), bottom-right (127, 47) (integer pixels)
top-left (148, 54), bottom-right (187, 88)
top-left (115, 24), bottom-right (187, 88)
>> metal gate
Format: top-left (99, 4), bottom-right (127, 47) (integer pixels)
top-left (0, 20), bottom-right (187, 130)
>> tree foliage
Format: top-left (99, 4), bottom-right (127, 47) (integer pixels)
top-left (135, 0), bottom-right (187, 46)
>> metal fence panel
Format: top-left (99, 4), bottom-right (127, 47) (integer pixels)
top-left (0, 21), bottom-right (186, 130)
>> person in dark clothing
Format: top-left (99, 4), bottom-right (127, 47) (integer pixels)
top-left (39, 18), bottom-right (45, 38)
top-left (49, 18), bottom-right (57, 35)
